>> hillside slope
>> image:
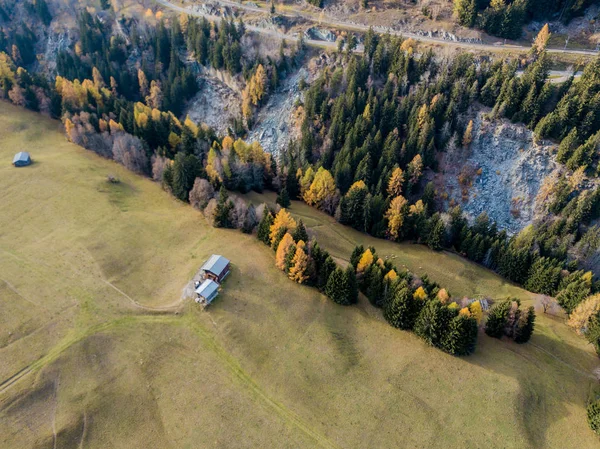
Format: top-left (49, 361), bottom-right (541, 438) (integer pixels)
top-left (0, 102), bottom-right (599, 448)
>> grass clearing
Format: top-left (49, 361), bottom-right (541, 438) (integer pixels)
top-left (0, 102), bottom-right (599, 448)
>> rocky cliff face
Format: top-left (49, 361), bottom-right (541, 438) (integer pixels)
top-left (438, 111), bottom-right (558, 234)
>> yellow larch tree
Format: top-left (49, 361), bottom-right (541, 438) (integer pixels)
top-left (357, 249), bottom-right (374, 273)
top-left (462, 120), bottom-right (474, 148)
top-left (413, 286), bottom-right (427, 301)
top-left (269, 208), bottom-right (297, 244)
top-left (385, 195), bottom-right (408, 240)
top-left (568, 294), bottom-right (600, 335)
top-left (387, 167), bottom-right (405, 197)
top-left (288, 241), bottom-right (309, 284)
top-left (384, 269), bottom-right (398, 282)
top-left (275, 233), bottom-right (295, 271)
top-left (468, 300), bottom-right (483, 324)
top-left (303, 167), bottom-right (337, 210)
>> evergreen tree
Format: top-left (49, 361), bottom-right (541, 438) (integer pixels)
top-left (485, 299), bottom-right (512, 338)
top-left (585, 310), bottom-right (600, 357)
top-left (589, 398), bottom-right (600, 435)
top-left (172, 153), bottom-right (201, 201)
top-left (325, 267), bottom-right (346, 304)
top-left (257, 207), bottom-right (274, 244)
top-left (214, 187), bottom-right (234, 228)
top-left (344, 265), bottom-right (359, 305)
top-left (384, 281), bottom-right (418, 330)
top-left (441, 314), bottom-right (478, 355)
top-left (414, 299), bottom-right (453, 348)
top-left (318, 256), bottom-right (337, 291)
top-left (454, 0), bottom-right (477, 27)
top-left (350, 245), bottom-right (364, 269)
top-left (556, 279), bottom-right (591, 314)
top-left (292, 219), bottom-right (309, 243)
top-left (514, 306), bottom-right (536, 344)
top-left (277, 186), bottom-right (291, 208)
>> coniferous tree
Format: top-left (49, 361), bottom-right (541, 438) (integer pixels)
top-left (277, 186), bottom-right (291, 208)
top-left (214, 187), bottom-right (234, 228)
top-left (257, 207), bottom-right (274, 244)
top-left (350, 245), bottom-right (365, 269)
top-left (514, 306), bottom-right (536, 344)
top-left (585, 311), bottom-right (600, 357)
top-left (414, 299), bottom-right (452, 348)
top-left (344, 265), bottom-right (359, 305)
top-left (292, 219), bottom-right (309, 243)
top-left (441, 314), bottom-right (478, 355)
top-left (325, 267), bottom-right (346, 304)
top-left (485, 299), bottom-right (512, 339)
top-left (384, 281), bottom-right (418, 330)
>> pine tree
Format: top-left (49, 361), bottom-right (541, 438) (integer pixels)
top-left (271, 226), bottom-right (287, 251)
top-left (384, 281), bottom-right (418, 330)
top-left (325, 267), bottom-right (346, 304)
top-left (414, 299), bottom-right (451, 347)
top-left (318, 256), bottom-right (337, 291)
top-left (257, 207), bottom-right (274, 244)
top-left (588, 398), bottom-right (600, 434)
top-left (514, 306), bottom-right (535, 343)
top-left (350, 245), bottom-right (364, 269)
top-left (214, 187), bottom-right (234, 228)
top-left (485, 299), bottom-right (511, 338)
top-left (276, 186), bottom-right (291, 208)
top-left (585, 311), bottom-right (600, 357)
top-left (454, 0), bottom-right (477, 27)
top-left (441, 314), bottom-right (478, 355)
top-left (292, 219), bottom-right (309, 243)
top-left (344, 265), bottom-right (359, 305)
top-left (284, 242), bottom-right (297, 273)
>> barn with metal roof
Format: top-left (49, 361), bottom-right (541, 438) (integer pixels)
top-left (12, 152), bottom-right (31, 167)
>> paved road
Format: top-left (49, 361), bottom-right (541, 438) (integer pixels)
top-left (156, 0), bottom-right (599, 56)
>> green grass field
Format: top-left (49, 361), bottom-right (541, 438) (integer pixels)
top-left (1, 102), bottom-right (599, 448)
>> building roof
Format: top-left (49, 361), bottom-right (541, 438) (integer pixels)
top-left (201, 255), bottom-right (230, 276)
top-left (195, 279), bottom-right (219, 300)
top-left (13, 152), bottom-right (31, 163)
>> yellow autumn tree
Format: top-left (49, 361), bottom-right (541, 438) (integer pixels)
top-left (269, 208), bottom-right (297, 244)
top-left (413, 286), bottom-right (427, 301)
top-left (289, 241), bottom-right (309, 284)
top-left (407, 154), bottom-right (423, 185)
top-left (168, 132), bottom-right (181, 149)
top-left (384, 269), bottom-right (398, 282)
top-left (448, 302), bottom-right (459, 310)
top-left (299, 167), bottom-right (315, 195)
top-left (303, 167), bottom-right (337, 211)
top-left (534, 23), bottom-right (551, 54)
top-left (409, 199), bottom-right (426, 216)
top-left (184, 116), bottom-right (199, 137)
top-left (206, 147), bottom-right (223, 183)
top-left (468, 300), bottom-right (483, 324)
top-left (387, 167), bottom-right (404, 197)
top-left (275, 233), bottom-right (295, 271)
top-left (568, 294), bottom-right (600, 335)
top-left (357, 249), bottom-right (374, 273)
top-left (462, 120), bottom-right (474, 148)
top-left (385, 195), bottom-right (408, 240)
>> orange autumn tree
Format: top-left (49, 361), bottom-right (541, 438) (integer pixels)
top-left (275, 233), bottom-right (295, 271)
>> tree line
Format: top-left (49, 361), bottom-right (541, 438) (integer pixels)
top-left (276, 28), bottom-right (599, 319)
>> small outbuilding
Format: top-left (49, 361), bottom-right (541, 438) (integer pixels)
top-left (201, 255), bottom-right (231, 283)
top-left (12, 152), bottom-right (31, 167)
top-left (195, 279), bottom-right (220, 307)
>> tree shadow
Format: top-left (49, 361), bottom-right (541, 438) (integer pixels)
top-left (463, 330), bottom-right (599, 448)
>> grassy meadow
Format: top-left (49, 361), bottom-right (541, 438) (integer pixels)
top-left (0, 101), bottom-right (599, 448)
